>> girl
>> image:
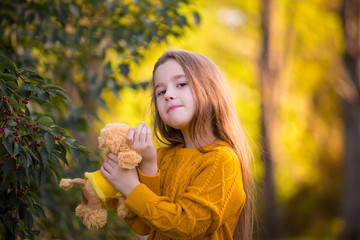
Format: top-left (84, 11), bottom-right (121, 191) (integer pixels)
top-left (101, 50), bottom-right (255, 239)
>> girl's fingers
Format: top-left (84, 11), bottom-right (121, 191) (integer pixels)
top-left (105, 157), bottom-right (118, 168)
top-left (135, 121), bottom-right (145, 142)
top-left (100, 166), bottom-right (109, 177)
top-left (127, 128), bottom-right (135, 146)
top-left (108, 153), bottom-right (118, 161)
top-left (146, 126), bottom-right (152, 143)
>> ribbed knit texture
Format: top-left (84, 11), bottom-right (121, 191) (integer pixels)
top-left (125, 141), bottom-right (246, 240)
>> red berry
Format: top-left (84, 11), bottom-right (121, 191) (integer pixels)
top-left (0, 108), bottom-right (3, 112)
top-left (18, 113), bottom-right (24, 117)
top-left (17, 190), bottom-right (24, 198)
top-left (14, 137), bottom-right (19, 143)
top-left (25, 97), bottom-right (29, 101)
top-left (24, 186), bottom-right (30, 191)
top-left (33, 126), bottom-right (39, 131)
top-left (14, 131), bottom-right (19, 136)
top-left (40, 140), bottom-right (44, 144)
top-left (23, 203), bottom-right (29, 208)
top-left (12, 216), bottom-right (18, 223)
top-left (2, 96), bottom-right (8, 102)
top-left (6, 153), bottom-right (12, 158)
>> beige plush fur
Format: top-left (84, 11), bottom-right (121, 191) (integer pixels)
top-left (59, 123), bottom-right (141, 229)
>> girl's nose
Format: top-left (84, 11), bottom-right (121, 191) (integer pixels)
top-left (164, 89), bottom-right (175, 101)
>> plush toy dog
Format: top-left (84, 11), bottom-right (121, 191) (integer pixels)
top-left (59, 123), bottom-right (142, 229)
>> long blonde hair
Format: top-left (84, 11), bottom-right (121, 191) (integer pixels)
top-left (151, 49), bottom-right (255, 240)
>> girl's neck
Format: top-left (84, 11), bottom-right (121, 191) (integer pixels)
top-left (182, 129), bottom-right (217, 148)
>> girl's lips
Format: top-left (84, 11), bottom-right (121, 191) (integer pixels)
top-left (167, 105), bottom-right (181, 113)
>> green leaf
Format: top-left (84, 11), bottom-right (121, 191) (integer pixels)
top-left (4, 128), bottom-right (13, 138)
top-left (18, 67), bottom-right (46, 84)
top-left (0, 54), bottom-right (18, 75)
top-left (17, 166), bottom-right (25, 185)
top-left (54, 90), bottom-right (70, 100)
top-left (3, 159), bottom-right (16, 181)
top-left (49, 157), bottom-right (62, 179)
top-left (40, 148), bottom-right (49, 166)
top-left (26, 209), bottom-right (34, 231)
top-left (51, 125), bottom-right (67, 135)
top-left (76, 145), bottom-right (91, 159)
top-left (20, 146), bottom-right (33, 168)
top-left (53, 151), bottom-right (69, 167)
top-left (0, 73), bottom-right (18, 83)
top-left (34, 204), bottom-right (46, 219)
top-left (36, 91), bottom-right (50, 101)
top-left (63, 137), bottom-right (79, 147)
top-left (13, 141), bottom-right (20, 156)
top-left (44, 132), bottom-right (55, 154)
top-left (8, 97), bottom-right (19, 109)
top-left (43, 84), bottom-right (65, 92)
top-left (69, 147), bottom-right (83, 161)
top-left (37, 116), bottom-right (54, 127)
top-left (27, 191), bottom-right (40, 205)
top-left (17, 83), bottom-right (41, 92)
top-left (0, 80), bottom-right (8, 95)
top-left (3, 137), bottom-right (13, 155)
top-left (6, 81), bottom-right (18, 90)
top-left (39, 165), bottom-right (47, 186)
top-left (24, 146), bottom-right (39, 162)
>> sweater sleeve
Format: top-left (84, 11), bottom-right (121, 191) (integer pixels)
top-left (123, 153), bottom-right (161, 235)
top-left (125, 148), bottom-right (245, 239)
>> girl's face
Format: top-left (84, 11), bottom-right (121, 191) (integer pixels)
top-left (154, 60), bottom-right (196, 132)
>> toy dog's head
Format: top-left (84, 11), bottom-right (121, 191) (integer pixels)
top-left (98, 123), bottom-right (142, 169)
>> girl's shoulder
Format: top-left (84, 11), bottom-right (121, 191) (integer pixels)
top-left (204, 141), bottom-right (239, 162)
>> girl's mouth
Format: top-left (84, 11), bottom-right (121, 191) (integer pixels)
top-left (167, 105), bottom-right (181, 113)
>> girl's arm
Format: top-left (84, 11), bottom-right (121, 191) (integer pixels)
top-left (123, 167), bottom-right (161, 235)
top-left (124, 148), bottom-right (245, 239)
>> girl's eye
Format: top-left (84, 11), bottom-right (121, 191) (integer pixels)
top-left (177, 83), bottom-right (187, 88)
top-left (157, 90), bottom-right (166, 96)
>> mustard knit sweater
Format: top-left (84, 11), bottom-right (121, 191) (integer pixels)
top-left (124, 141), bottom-right (246, 240)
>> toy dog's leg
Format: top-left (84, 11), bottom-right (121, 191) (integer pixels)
top-left (75, 190), bottom-right (88, 220)
top-left (80, 180), bottom-right (108, 229)
top-left (59, 178), bottom-right (89, 220)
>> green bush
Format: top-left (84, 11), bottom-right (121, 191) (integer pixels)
top-left (0, 54), bottom-right (89, 240)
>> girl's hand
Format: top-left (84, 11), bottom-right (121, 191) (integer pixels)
top-left (127, 121), bottom-right (158, 176)
top-left (100, 153), bottom-right (140, 197)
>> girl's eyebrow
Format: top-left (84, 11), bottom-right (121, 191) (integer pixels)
top-left (154, 74), bottom-right (186, 90)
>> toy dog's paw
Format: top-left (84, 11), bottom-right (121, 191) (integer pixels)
top-left (83, 208), bottom-right (108, 229)
top-left (75, 204), bottom-right (88, 219)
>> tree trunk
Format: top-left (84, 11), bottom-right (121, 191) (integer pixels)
top-left (341, 0), bottom-right (360, 238)
top-left (259, 0), bottom-right (281, 238)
